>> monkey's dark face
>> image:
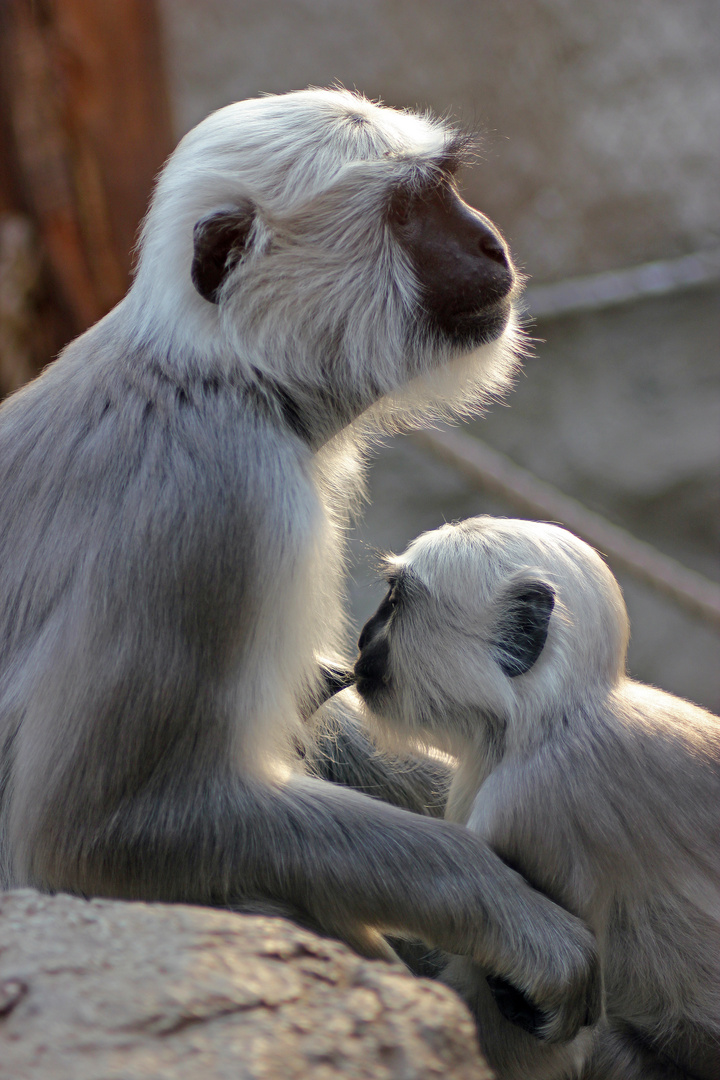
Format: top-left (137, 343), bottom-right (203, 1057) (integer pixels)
top-left (353, 568), bottom-right (469, 741)
top-left (190, 174), bottom-right (515, 351)
top-left (354, 581), bottom-right (398, 704)
top-left (387, 179), bottom-right (515, 350)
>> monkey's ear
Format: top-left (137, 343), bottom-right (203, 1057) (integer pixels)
top-left (493, 582), bottom-right (555, 678)
top-left (191, 201), bottom-right (256, 303)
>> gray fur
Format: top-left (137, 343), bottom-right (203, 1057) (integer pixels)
top-left (355, 515), bottom-right (720, 1078)
top-left (306, 695), bottom-right (452, 818)
top-left (0, 88), bottom-right (598, 1038)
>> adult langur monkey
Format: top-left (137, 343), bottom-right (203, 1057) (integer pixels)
top-left (354, 516), bottom-right (720, 1079)
top-left (0, 88), bottom-right (599, 1041)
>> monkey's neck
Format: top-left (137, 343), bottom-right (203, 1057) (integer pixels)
top-left (445, 750), bottom-right (499, 824)
top-left (247, 367), bottom-right (381, 449)
top-left (120, 290), bottom-right (395, 448)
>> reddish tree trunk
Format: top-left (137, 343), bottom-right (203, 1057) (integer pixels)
top-left (0, 0), bottom-right (174, 394)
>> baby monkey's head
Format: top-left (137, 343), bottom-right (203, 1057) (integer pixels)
top-left (354, 517), bottom-right (629, 753)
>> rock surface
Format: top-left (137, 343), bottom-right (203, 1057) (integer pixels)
top-left (0, 889), bottom-right (491, 1080)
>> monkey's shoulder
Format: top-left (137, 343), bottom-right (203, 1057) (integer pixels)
top-left (1, 347), bottom-right (315, 505)
top-left (0, 349), bottom-right (323, 617)
top-left (465, 687), bottom-right (720, 912)
top-left (615, 679), bottom-right (720, 741)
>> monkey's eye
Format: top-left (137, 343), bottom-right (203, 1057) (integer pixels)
top-left (377, 581), bottom-right (401, 619)
top-left (387, 188), bottom-right (415, 228)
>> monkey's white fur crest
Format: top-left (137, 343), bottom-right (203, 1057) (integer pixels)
top-left (127, 87), bottom-right (523, 421)
top-left (359, 516), bottom-right (720, 1078)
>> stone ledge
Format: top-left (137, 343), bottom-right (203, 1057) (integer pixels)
top-left (0, 889), bottom-right (491, 1080)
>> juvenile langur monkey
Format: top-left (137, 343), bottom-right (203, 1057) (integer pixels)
top-left (355, 516), bottom-right (720, 1079)
top-left (0, 89), bottom-right (599, 1039)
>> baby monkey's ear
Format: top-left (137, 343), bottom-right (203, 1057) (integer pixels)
top-left (492, 582), bottom-right (555, 678)
top-left (191, 200), bottom-right (256, 303)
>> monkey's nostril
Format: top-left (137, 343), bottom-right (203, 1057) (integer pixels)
top-left (479, 234), bottom-right (508, 267)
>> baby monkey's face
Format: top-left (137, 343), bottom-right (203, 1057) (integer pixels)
top-left (353, 520), bottom-right (556, 748)
top-left (353, 516), bottom-right (629, 751)
top-left (353, 565), bottom-right (464, 742)
top-left (354, 568), bottom-right (435, 713)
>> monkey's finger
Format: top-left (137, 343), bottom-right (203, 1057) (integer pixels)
top-left (486, 974), bottom-right (550, 1036)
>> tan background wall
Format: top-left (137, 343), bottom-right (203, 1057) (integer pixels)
top-left (160, 0), bottom-right (720, 283)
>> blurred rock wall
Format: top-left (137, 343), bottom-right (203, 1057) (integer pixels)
top-left (159, 0), bottom-right (720, 282)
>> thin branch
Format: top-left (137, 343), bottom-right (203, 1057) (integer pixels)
top-left (413, 427), bottom-right (720, 629)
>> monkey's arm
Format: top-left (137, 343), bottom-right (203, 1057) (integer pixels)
top-left (466, 752), bottom-right (599, 918)
top-left (65, 770), bottom-right (599, 1044)
top-left (305, 693), bottom-right (453, 817)
top-left (0, 388), bottom-right (596, 1046)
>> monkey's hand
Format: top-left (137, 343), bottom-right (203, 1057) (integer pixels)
top-left (478, 889), bottom-right (601, 1043)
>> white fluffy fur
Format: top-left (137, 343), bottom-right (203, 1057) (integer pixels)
top-left (362, 516), bottom-right (720, 1078)
top-left (127, 87), bottom-right (522, 410)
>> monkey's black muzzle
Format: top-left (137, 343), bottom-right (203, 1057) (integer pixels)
top-left (353, 646), bottom-right (389, 696)
top-left (391, 181), bottom-right (517, 350)
top-left (354, 639), bottom-right (392, 705)
top-left (353, 597), bottom-right (394, 700)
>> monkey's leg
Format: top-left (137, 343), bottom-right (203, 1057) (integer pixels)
top-left (304, 694), bottom-right (453, 818)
